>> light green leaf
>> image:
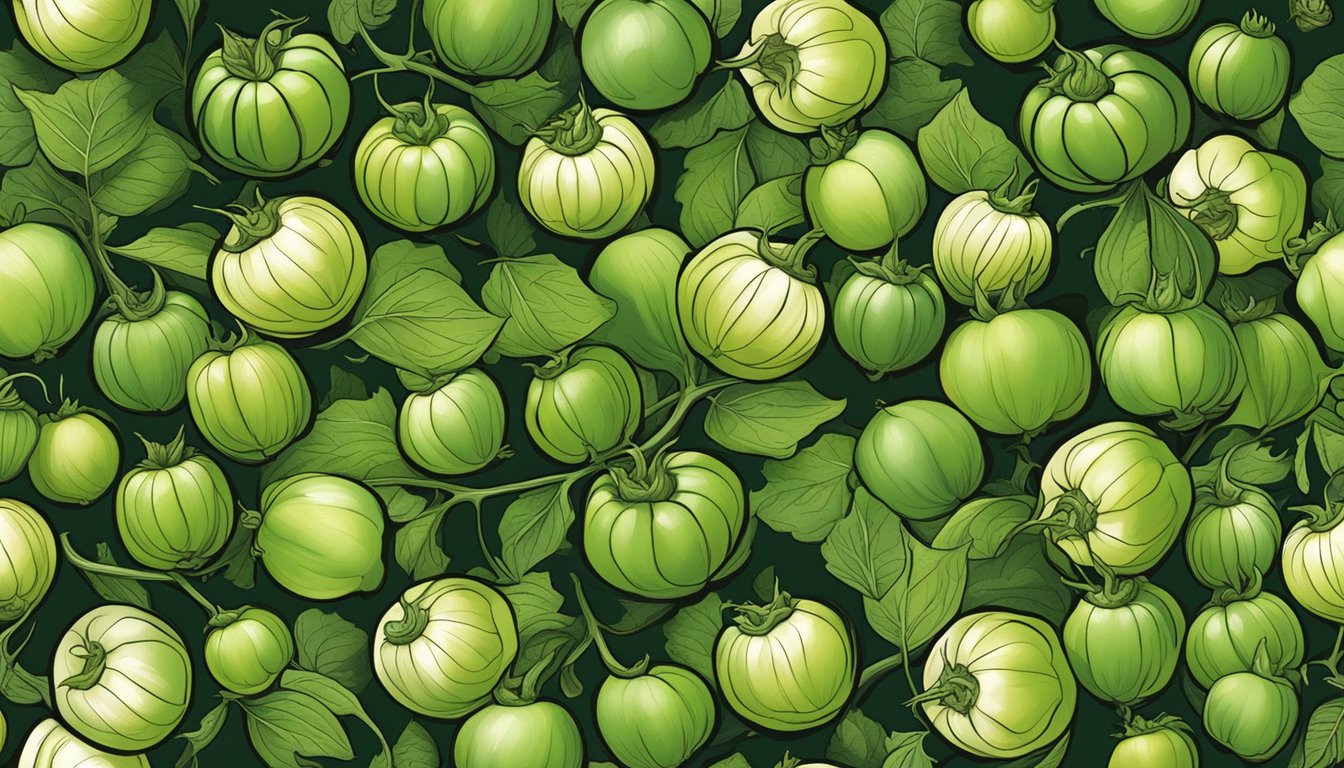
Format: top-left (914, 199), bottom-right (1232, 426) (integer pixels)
top-left (663, 592), bottom-right (723, 683)
top-left (963, 537), bottom-right (1071, 627)
top-left (92, 126), bottom-right (204, 217)
top-left (1191, 432), bottom-right (1292, 487)
top-left (107, 222), bottom-right (217, 282)
top-left (865, 537), bottom-right (969, 652)
top-left (651, 76), bottom-right (754, 149)
top-left (751, 433), bottom-right (856, 542)
top-left (238, 690), bottom-right (354, 768)
top-left (14, 70), bottom-right (153, 177)
top-left (880, 0), bottom-right (971, 66)
top-left (735, 173), bottom-right (804, 232)
top-left (469, 70), bottom-right (572, 146)
top-left (746, 121), bottom-right (810, 180)
top-left (342, 241), bottom-right (503, 375)
top-left (691, 0), bottom-right (741, 37)
top-left (588, 228), bottom-right (694, 377)
top-left (826, 709), bottom-right (888, 768)
top-left (327, 0), bottom-right (360, 44)
top-left (481, 254), bottom-right (617, 358)
top-left (705, 381), bottom-right (846, 459)
top-left (821, 489), bottom-right (909, 600)
top-left (556, 0), bottom-right (598, 27)
top-left (293, 609), bottom-right (373, 695)
top-left (1292, 54), bottom-right (1344, 158)
top-left (0, 44), bottom-right (66, 167)
top-left (917, 88), bottom-right (1025, 194)
top-left (173, 0), bottom-right (200, 33)
top-left (1293, 698), bottom-right (1344, 768)
top-left (708, 757), bottom-right (752, 768)
top-left (77, 542), bottom-right (151, 609)
top-left (0, 650), bottom-right (49, 707)
top-left (392, 721), bottom-right (440, 768)
top-left (883, 732), bottom-right (934, 768)
top-left (319, 365), bottom-right (369, 410)
top-left (1315, 157), bottom-right (1344, 222)
top-left (502, 572), bottom-right (571, 642)
top-left (498, 481), bottom-right (575, 580)
top-left (863, 58), bottom-right (962, 140)
top-left (0, 152), bottom-right (87, 226)
top-left (1000, 733), bottom-right (1070, 768)
top-left (119, 32), bottom-right (188, 115)
top-left (676, 125), bottom-right (752, 247)
top-left (1255, 107), bottom-right (1286, 150)
top-left (280, 670), bottom-right (389, 763)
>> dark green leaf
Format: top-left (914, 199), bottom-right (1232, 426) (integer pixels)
top-left (481, 254), bottom-right (617, 358)
top-left (690, 0), bottom-right (741, 37)
top-left (1315, 157), bottom-right (1344, 222)
top-left (704, 381), bottom-right (846, 459)
top-left (107, 222), bottom-right (218, 282)
top-left (120, 32), bottom-right (188, 113)
top-left (14, 70), bottom-right (153, 177)
top-left (863, 58), bottom-right (962, 140)
top-left (917, 89), bottom-right (1024, 194)
top-left (735, 173), bottom-right (804, 232)
top-left (1000, 734), bottom-right (1070, 768)
top-left (78, 543), bottom-right (152, 609)
top-left (676, 125), bottom-right (752, 247)
top-left (1292, 54), bottom-right (1344, 158)
top-left (394, 507), bottom-right (450, 580)
top-left (880, 0), bottom-right (972, 66)
top-left (663, 592), bottom-right (722, 683)
top-left (1192, 432), bottom-right (1292, 487)
top-left (486, 189), bottom-right (538, 258)
top-left (709, 756), bottom-right (752, 768)
top-left (319, 366), bottom-right (368, 410)
top-left (0, 648), bottom-right (49, 707)
top-left (866, 537), bottom-right (968, 652)
top-left (92, 126), bottom-right (203, 217)
top-left (470, 71), bottom-right (571, 146)
top-left (498, 481), bottom-right (575, 580)
top-left (1256, 108), bottom-right (1286, 149)
top-left (751, 433), bottom-right (856, 542)
top-left (175, 702), bottom-right (228, 768)
top-left (293, 609), bottom-right (373, 695)
top-left (650, 76), bottom-right (754, 149)
top-left (556, 0), bottom-right (598, 27)
top-left (502, 572), bottom-right (572, 642)
top-left (746, 121), bottom-right (810, 180)
top-left (357, 0), bottom-right (397, 27)
top-left (280, 669), bottom-right (388, 763)
top-left (0, 152), bottom-right (87, 227)
top-left (342, 241), bottom-right (503, 375)
top-left (963, 537), bottom-right (1071, 627)
top-left (239, 690), bottom-right (354, 768)
top-left (826, 709), bottom-right (888, 768)
top-left (821, 489), bottom-right (909, 600)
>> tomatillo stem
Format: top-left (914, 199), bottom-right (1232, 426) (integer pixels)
top-left (60, 534), bottom-right (220, 617)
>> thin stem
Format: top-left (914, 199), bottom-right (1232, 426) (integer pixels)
top-left (570, 574), bottom-right (647, 678)
top-left (1181, 421), bottom-right (1220, 465)
top-left (60, 535), bottom-right (219, 617)
top-left (856, 651), bottom-right (905, 699)
top-left (357, 25), bottom-right (476, 93)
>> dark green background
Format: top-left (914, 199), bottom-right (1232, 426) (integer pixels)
top-left (0, 0), bottom-right (1338, 766)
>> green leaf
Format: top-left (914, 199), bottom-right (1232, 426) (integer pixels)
top-left (238, 690), bottom-right (354, 768)
top-left (0, 648), bottom-right (49, 707)
top-left (662, 592), bottom-right (723, 683)
top-left (172, 0), bottom-right (200, 32)
top-left (394, 507), bottom-right (450, 580)
top-left (863, 58), bottom-right (962, 141)
top-left (293, 609), bottom-right (373, 695)
top-left (826, 709), bottom-right (888, 768)
top-left (1292, 54), bottom-right (1344, 158)
top-left (556, 0), bottom-right (598, 27)
top-left (708, 756), bottom-right (752, 768)
top-left (341, 240), bottom-right (503, 375)
top-left (358, 0), bottom-right (397, 28)
top-left (175, 702), bottom-right (228, 768)
top-left (0, 44), bottom-right (66, 167)
top-left (821, 489), bottom-right (909, 600)
top-left (962, 537), bottom-right (1071, 627)
top-left (1092, 180), bottom-right (1215, 311)
top-left (76, 542), bottom-right (151, 609)
top-left (931, 495), bottom-right (1034, 559)
top-left (498, 481), bottom-right (575, 580)
top-left (1314, 157), bottom-right (1344, 223)
top-left (486, 189), bottom-right (538, 258)
top-left (865, 537), bottom-right (968, 652)
top-left (13, 70), bottom-right (153, 177)
top-left (1255, 107), bottom-right (1286, 149)
top-left (469, 70), bottom-right (572, 146)
top-left (392, 721), bottom-right (440, 768)
top-left (880, 0), bottom-right (972, 66)
top-left (704, 381), bottom-right (846, 459)
top-left (327, 0), bottom-right (360, 44)
top-left (745, 121), bottom-right (810, 180)
top-left (917, 88), bottom-right (1025, 194)
top-left (676, 125), bottom-right (752, 247)
top-left (1191, 432), bottom-right (1292, 487)
top-left (481, 254), bottom-right (617, 358)
top-left (588, 228), bottom-right (694, 378)
top-left (319, 365), bottom-right (369, 410)
top-left (502, 572), bottom-right (572, 642)
top-left (1292, 698), bottom-right (1344, 768)
top-left (883, 732), bottom-right (934, 768)
top-left (107, 222), bottom-right (218, 282)
top-left (92, 126), bottom-right (204, 217)
top-left (735, 173), bottom-right (805, 232)
top-left (281, 669), bottom-right (389, 764)
top-left (121, 31), bottom-right (188, 116)
top-left (0, 152), bottom-right (87, 227)
top-left (213, 518), bottom-right (256, 589)
top-left (651, 76), bottom-right (754, 149)
top-left (691, 0), bottom-right (741, 37)
top-left (751, 433), bottom-right (856, 542)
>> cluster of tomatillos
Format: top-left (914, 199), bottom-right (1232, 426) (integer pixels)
top-left (2, 0), bottom-right (1344, 766)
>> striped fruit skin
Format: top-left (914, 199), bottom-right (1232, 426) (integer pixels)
top-left (525, 345), bottom-right (642, 463)
top-left (1185, 591), bottom-right (1303, 688)
top-left (355, 104), bottom-right (496, 232)
top-left (423, 0), bottom-right (554, 78)
top-left (518, 109), bottom-right (655, 240)
top-left (933, 190), bottom-right (1053, 307)
top-left (595, 665), bottom-right (716, 768)
top-left (833, 270), bottom-right (944, 379)
top-left (210, 196), bottom-right (367, 338)
top-left (584, 451), bottom-right (746, 599)
top-left (256, 473), bottom-right (386, 600)
top-left (93, 292), bottom-right (210, 413)
top-left (116, 451), bottom-right (233, 571)
top-left (1284, 514), bottom-right (1344, 624)
top-left (399, 369), bottom-right (507, 475)
top-left (13, 0), bottom-right (151, 73)
top-left (0, 498), bottom-right (57, 623)
top-left (1189, 13), bottom-right (1291, 121)
top-left (192, 32), bottom-right (351, 177)
top-left (0, 222), bottom-right (94, 361)
top-left (1095, 0), bottom-right (1201, 39)
top-left (1019, 46), bottom-right (1191, 192)
top-left (187, 339), bottom-right (313, 463)
top-left (1063, 580), bottom-right (1185, 705)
